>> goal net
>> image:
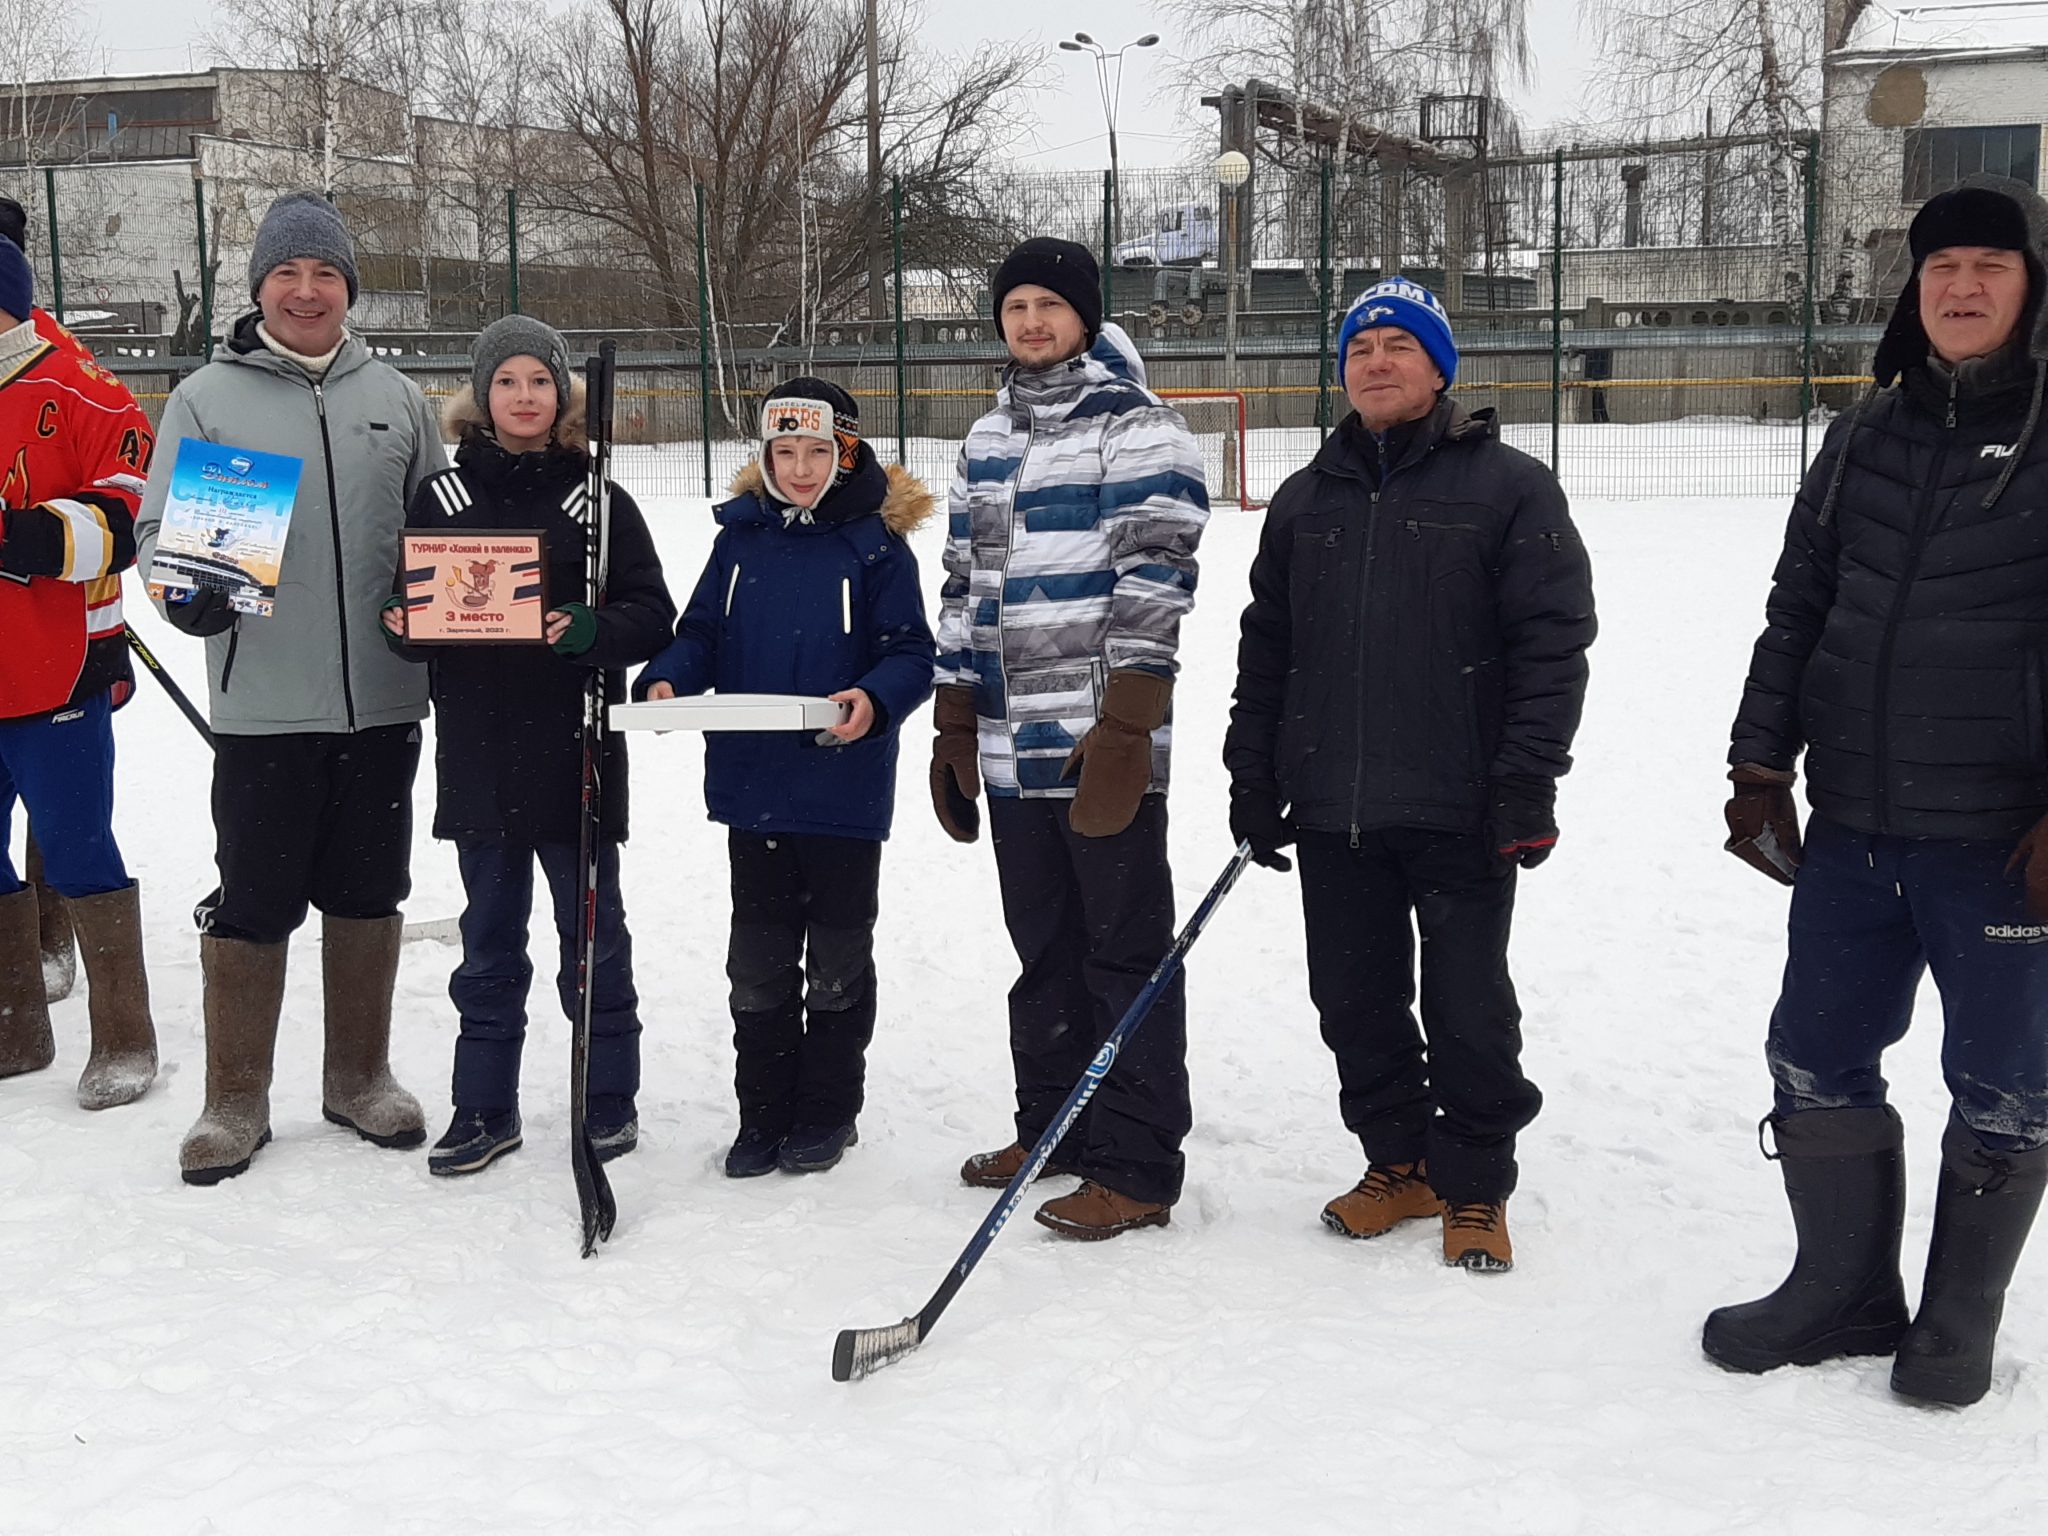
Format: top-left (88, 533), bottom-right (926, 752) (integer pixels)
top-left (1159, 390), bottom-right (1260, 510)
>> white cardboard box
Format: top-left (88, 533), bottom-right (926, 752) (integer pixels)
top-left (608, 693), bottom-right (848, 733)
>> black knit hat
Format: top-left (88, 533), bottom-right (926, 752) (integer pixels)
top-left (759, 376), bottom-right (862, 506)
top-left (0, 195), bottom-right (25, 252)
top-left (1909, 185), bottom-right (2029, 263)
top-left (992, 237), bottom-right (1102, 345)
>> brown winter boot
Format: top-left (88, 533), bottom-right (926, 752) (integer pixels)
top-left (0, 886), bottom-right (56, 1079)
top-left (70, 883), bottom-right (159, 1109)
top-left (1322, 1162), bottom-right (1443, 1239)
top-left (319, 914), bottom-right (425, 1149)
top-left (180, 937), bottom-right (287, 1185)
top-left (1033, 1180), bottom-right (1171, 1240)
top-left (960, 1140), bottom-right (1079, 1189)
top-left (26, 833), bottom-right (75, 1002)
top-left (1443, 1200), bottom-right (1514, 1273)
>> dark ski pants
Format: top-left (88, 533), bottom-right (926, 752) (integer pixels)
top-left (449, 836), bottom-right (642, 1113)
top-left (1296, 827), bottom-right (1539, 1206)
top-left (988, 793), bottom-right (1189, 1208)
top-left (726, 830), bottom-right (880, 1135)
top-left (200, 724), bottom-right (420, 944)
top-left (1767, 814), bottom-right (2048, 1152)
top-left (0, 692), bottom-right (129, 898)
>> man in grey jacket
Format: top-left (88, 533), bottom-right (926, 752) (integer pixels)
top-left (135, 192), bottom-right (447, 1184)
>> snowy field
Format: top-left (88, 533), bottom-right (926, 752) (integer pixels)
top-left (5, 465), bottom-right (2045, 1533)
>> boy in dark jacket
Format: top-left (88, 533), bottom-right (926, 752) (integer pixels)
top-left (381, 316), bottom-right (675, 1175)
top-left (635, 378), bottom-right (934, 1177)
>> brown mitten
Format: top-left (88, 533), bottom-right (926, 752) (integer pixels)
top-left (2004, 814), bottom-right (2048, 921)
top-left (1724, 763), bottom-right (1803, 885)
top-left (929, 686), bottom-right (982, 844)
top-left (1063, 670), bottom-right (1171, 838)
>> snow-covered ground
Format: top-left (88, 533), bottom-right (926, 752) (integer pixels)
top-left (5, 476), bottom-right (2044, 1534)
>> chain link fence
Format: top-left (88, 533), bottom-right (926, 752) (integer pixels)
top-left (4, 122), bottom-right (1951, 506)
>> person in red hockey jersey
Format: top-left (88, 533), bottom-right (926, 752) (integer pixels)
top-left (0, 233), bottom-right (161, 1110)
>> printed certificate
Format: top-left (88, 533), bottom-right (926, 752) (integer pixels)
top-left (145, 438), bottom-right (303, 616)
top-left (400, 530), bottom-right (549, 643)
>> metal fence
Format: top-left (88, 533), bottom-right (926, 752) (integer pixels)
top-left (6, 123), bottom-right (1942, 505)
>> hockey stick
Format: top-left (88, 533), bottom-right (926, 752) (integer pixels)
top-left (832, 840), bottom-right (1256, 1382)
top-left (570, 339), bottom-right (620, 1258)
top-left (125, 628), bottom-right (214, 746)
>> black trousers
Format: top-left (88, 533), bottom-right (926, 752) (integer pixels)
top-left (727, 830), bottom-right (881, 1134)
top-left (1296, 827), bottom-right (1540, 1205)
top-left (199, 724), bottom-right (422, 944)
top-left (988, 794), bottom-right (1188, 1207)
top-left (449, 837), bottom-right (641, 1113)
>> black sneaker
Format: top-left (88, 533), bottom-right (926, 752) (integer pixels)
top-left (780, 1123), bottom-right (858, 1173)
top-left (588, 1096), bottom-right (638, 1164)
top-left (429, 1108), bottom-right (522, 1177)
top-left (725, 1127), bottom-right (784, 1178)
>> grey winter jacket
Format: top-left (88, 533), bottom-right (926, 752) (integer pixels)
top-left (134, 318), bottom-right (447, 735)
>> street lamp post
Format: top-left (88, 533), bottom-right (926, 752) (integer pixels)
top-left (1058, 32), bottom-right (1159, 254)
top-left (1214, 149), bottom-right (1250, 380)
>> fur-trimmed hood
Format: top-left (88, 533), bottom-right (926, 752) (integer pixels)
top-left (725, 456), bottom-right (935, 537)
top-left (441, 376), bottom-right (592, 452)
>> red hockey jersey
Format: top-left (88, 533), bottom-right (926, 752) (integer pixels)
top-left (0, 339), bottom-right (156, 720)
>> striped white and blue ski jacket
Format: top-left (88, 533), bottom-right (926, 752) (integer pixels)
top-left (935, 324), bottom-right (1210, 797)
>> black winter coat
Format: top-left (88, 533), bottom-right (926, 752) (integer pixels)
top-left (1729, 354), bottom-right (2048, 841)
top-left (398, 431), bottom-right (676, 843)
top-left (1731, 173), bottom-right (2048, 843)
top-left (1225, 400), bottom-right (1596, 836)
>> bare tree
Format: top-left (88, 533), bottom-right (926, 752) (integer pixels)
top-left (1584, 0), bottom-right (1823, 291)
top-left (204, 0), bottom-right (408, 193)
top-left (537, 0), bottom-right (1035, 351)
top-left (1165, 0), bottom-right (1532, 152)
top-left (3, 0), bottom-right (92, 170)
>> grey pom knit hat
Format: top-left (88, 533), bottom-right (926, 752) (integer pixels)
top-left (248, 191), bottom-right (359, 303)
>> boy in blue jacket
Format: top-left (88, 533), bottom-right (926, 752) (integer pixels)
top-left (636, 378), bottom-right (934, 1176)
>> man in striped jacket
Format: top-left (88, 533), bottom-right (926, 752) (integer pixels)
top-left (0, 236), bottom-right (160, 1109)
top-left (932, 236), bottom-right (1211, 1239)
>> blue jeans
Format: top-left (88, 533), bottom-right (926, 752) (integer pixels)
top-left (0, 693), bottom-right (128, 898)
top-left (1767, 815), bottom-right (2048, 1150)
top-left (448, 837), bottom-right (642, 1112)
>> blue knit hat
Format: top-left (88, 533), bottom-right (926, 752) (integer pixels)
top-left (1336, 278), bottom-right (1458, 387)
top-left (0, 236), bottom-right (32, 324)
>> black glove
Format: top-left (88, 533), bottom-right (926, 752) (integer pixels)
top-left (1490, 776), bottom-right (1558, 868)
top-left (1229, 785), bottom-right (1295, 873)
top-left (165, 586), bottom-right (235, 638)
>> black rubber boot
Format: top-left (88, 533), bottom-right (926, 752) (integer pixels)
top-left (1891, 1118), bottom-right (2048, 1408)
top-left (1703, 1105), bottom-right (1910, 1373)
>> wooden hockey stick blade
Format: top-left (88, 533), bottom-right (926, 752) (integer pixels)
top-left (833, 1317), bottom-right (924, 1382)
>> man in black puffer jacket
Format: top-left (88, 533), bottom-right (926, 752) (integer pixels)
top-left (1224, 279), bottom-right (1595, 1275)
top-left (1706, 175), bottom-right (2048, 1409)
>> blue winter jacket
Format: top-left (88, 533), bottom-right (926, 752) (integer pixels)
top-left (634, 450), bottom-right (936, 840)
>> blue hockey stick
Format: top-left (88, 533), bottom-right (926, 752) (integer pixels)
top-left (832, 840), bottom-right (1255, 1381)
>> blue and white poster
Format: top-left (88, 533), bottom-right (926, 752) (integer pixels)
top-left (145, 438), bottom-right (303, 617)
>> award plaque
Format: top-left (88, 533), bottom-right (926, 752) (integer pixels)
top-left (400, 530), bottom-right (549, 644)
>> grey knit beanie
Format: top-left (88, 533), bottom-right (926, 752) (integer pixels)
top-left (471, 314), bottom-right (573, 411)
top-left (248, 192), bottom-right (358, 303)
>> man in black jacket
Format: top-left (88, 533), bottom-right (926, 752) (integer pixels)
top-left (1706, 175), bottom-right (2048, 1408)
top-left (1224, 279), bottom-right (1595, 1273)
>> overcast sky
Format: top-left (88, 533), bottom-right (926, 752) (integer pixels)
top-left (77, 0), bottom-right (1593, 169)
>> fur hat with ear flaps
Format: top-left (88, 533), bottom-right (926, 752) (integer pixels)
top-left (1872, 174), bottom-right (2048, 387)
top-left (758, 376), bottom-right (863, 508)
